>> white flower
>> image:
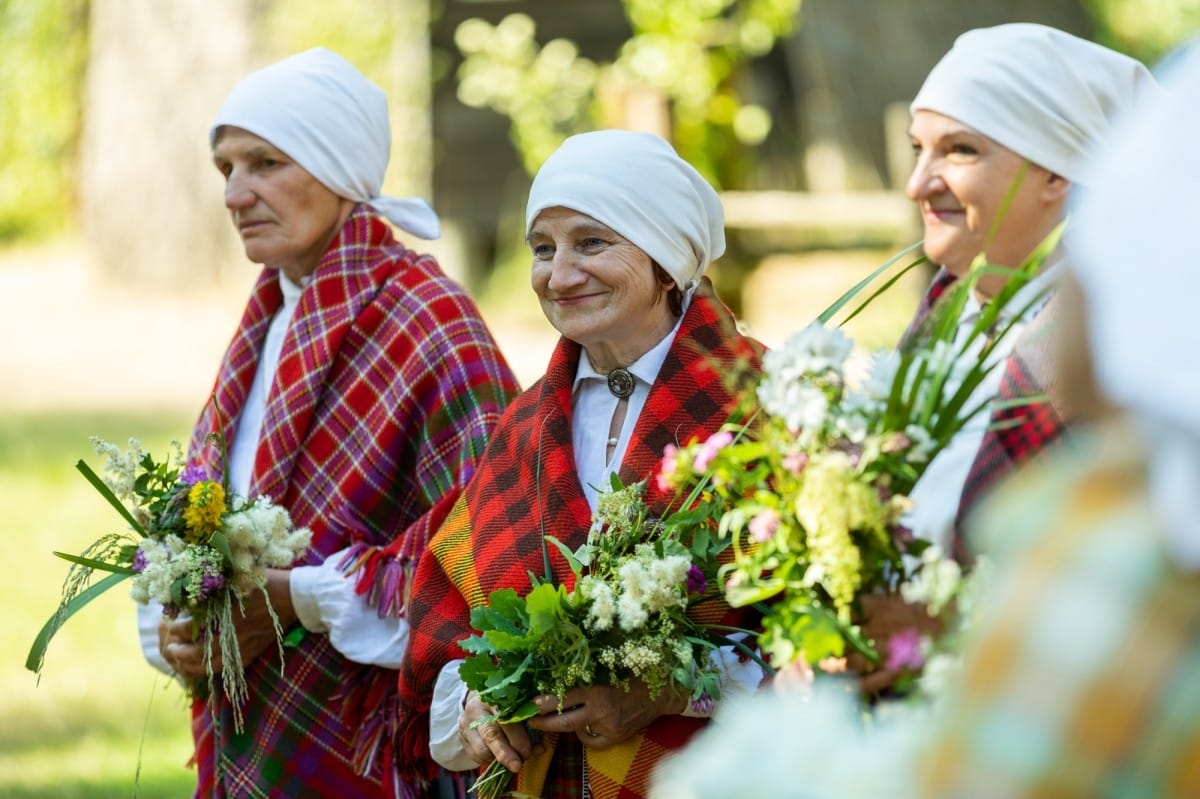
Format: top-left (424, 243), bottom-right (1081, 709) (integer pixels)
top-left (769, 322), bottom-right (855, 379)
top-left (900, 546), bottom-right (963, 616)
top-left (585, 580), bottom-right (616, 631)
top-left (861, 349), bottom-right (900, 401)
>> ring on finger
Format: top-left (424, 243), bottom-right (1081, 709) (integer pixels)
top-left (585, 724), bottom-right (599, 737)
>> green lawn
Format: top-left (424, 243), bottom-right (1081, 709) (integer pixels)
top-left (1, 412), bottom-right (198, 798)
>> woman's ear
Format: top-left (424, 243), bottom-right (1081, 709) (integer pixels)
top-left (1043, 171), bottom-right (1071, 203)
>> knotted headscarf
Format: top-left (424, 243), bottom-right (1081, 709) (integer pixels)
top-left (212, 47), bottom-right (440, 240)
top-left (525, 129), bottom-right (725, 292)
top-left (911, 23), bottom-right (1157, 183)
top-left (1070, 42), bottom-right (1200, 567)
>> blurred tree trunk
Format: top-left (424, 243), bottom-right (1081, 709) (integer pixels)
top-left (784, 0), bottom-right (1095, 192)
top-left (80, 0), bottom-right (253, 287)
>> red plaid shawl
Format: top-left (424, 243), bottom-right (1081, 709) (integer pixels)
top-left (187, 206), bottom-right (520, 798)
top-left (902, 268), bottom-right (1067, 562)
top-left (397, 281), bottom-right (763, 797)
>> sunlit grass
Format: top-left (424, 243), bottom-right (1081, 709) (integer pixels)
top-left (2, 412), bottom-right (197, 798)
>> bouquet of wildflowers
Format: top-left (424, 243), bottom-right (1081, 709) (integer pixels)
top-left (27, 436), bottom-right (311, 729)
top-left (657, 241), bottom-right (1056, 690)
top-left (460, 476), bottom-right (748, 799)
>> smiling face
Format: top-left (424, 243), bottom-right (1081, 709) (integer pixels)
top-left (212, 127), bottom-right (355, 283)
top-left (906, 110), bottom-right (1069, 297)
top-left (528, 206), bottom-right (676, 371)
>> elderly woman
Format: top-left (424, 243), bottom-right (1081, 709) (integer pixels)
top-left (395, 130), bottom-right (766, 797)
top-left (143, 49), bottom-right (520, 797)
top-left (919, 41), bottom-right (1200, 795)
top-left (896, 23), bottom-right (1156, 561)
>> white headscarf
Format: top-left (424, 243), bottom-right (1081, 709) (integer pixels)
top-left (911, 23), bottom-right (1157, 184)
top-left (211, 47), bottom-right (440, 240)
top-left (525, 130), bottom-right (725, 292)
top-left (1070, 42), bottom-right (1200, 568)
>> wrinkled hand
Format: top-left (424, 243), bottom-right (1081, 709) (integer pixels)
top-left (459, 691), bottom-right (543, 773)
top-left (526, 677), bottom-right (687, 749)
top-left (848, 593), bottom-right (944, 695)
top-left (158, 568), bottom-right (297, 680)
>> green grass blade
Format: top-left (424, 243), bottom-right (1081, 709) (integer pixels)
top-left (26, 571), bottom-right (132, 673)
top-left (75, 459), bottom-right (147, 536)
top-left (53, 551), bottom-right (136, 575)
top-left (817, 241), bottom-right (925, 325)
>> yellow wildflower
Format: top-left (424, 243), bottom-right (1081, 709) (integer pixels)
top-left (183, 480), bottom-right (226, 542)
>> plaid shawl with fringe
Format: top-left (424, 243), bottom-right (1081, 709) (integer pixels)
top-left (902, 268), bottom-right (1067, 563)
top-left (397, 280), bottom-right (763, 797)
top-left (187, 206), bottom-right (520, 798)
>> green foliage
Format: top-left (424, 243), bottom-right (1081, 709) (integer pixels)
top-left (453, 0), bottom-right (802, 185)
top-left (1084, 0), bottom-right (1200, 64)
top-left (1, 411), bottom-right (195, 798)
top-left (0, 0), bottom-right (89, 242)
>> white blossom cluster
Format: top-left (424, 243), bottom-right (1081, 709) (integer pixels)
top-left (130, 534), bottom-right (225, 605)
top-left (580, 543), bottom-right (691, 633)
top-left (220, 496), bottom-right (313, 596)
top-left (757, 322), bottom-right (854, 440)
top-left (131, 495), bottom-right (312, 607)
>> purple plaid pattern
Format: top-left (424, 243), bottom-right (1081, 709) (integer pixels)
top-left (187, 206), bottom-right (520, 798)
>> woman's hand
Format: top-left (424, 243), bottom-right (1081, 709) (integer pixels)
top-left (458, 691), bottom-right (543, 773)
top-left (158, 568), bottom-right (298, 679)
top-left (847, 593), bottom-right (944, 695)
top-left (526, 678), bottom-right (687, 748)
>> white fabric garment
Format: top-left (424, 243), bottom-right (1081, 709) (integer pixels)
top-left (524, 130), bottom-right (724, 292)
top-left (138, 273), bottom-right (408, 672)
top-left (1069, 42), bottom-right (1200, 569)
top-left (911, 23), bottom-right (1157, 184)
top-left (904, 264), bottom-right (1060, 552)
top-left (211, 47), bottom-right (440, 240)
top-left (572, 311), bottom-right (683, 512)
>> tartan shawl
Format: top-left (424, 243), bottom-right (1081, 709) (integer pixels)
top-left (397, 280), bottom-right (764, 797)
top-left (186, 206), bottom-right (520, 799)
top-left (902, 268), bottom-right (1067, 562)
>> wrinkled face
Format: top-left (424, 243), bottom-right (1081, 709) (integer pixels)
top-left (528, 206), bottom-right (675, 370)
top-left (212, 127), bottom-right (354, 282)
top-left (907, 110), bottom-right (1067, 295)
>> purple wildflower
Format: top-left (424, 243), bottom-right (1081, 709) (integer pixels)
top-left (131, 548), bottom-right (147, 572)
top-left (885, 627), bottom-right (926, 672)
top-left (197, 572), bottom-right (227, 600)
top-left (180, 464), bottom-right (208, 485)
top-left (685, 564), bottom-right (707, 595)
top-left (688, 691), bottom-right (715, 715)
top-left (749, 509), bottom-right (781, 543)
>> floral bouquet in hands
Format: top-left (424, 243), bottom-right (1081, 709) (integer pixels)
top-left (27, 436), bottom-right (311, 730)
top-left (459, 476), bottom-right (753, 799)
top-left (658, 242), bottom-right (1055, 695)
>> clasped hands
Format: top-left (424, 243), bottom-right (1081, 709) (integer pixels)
top-left (157, 568), bottom-right (297, 680)
top-left (459, 678), bottom-right (687, 774)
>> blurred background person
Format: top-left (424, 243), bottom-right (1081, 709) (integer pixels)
top-left (396, 129), bottom-right (766, 798)
top-left (897, 22), bottom-right (1156, 562)
top-left (651, 37), bottom-right (1200, 799)
top-left (919, 40), bottom-right (1200, 797)
top-left (848, 23), bottom-right (1157, 692)
top-left (145, 48), bottom-right (520, 798)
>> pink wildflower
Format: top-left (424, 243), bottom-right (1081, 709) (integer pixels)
top-left (692, 430), bottom-right (734, 473)
top-left (655, 444), bottom-right (679, 493)
top-left (782, 451), bottom-right (808, 476)
top-left (749, 509), bottom-right (781, 542)
top-left (885, 627), bottom-right (926, 672)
